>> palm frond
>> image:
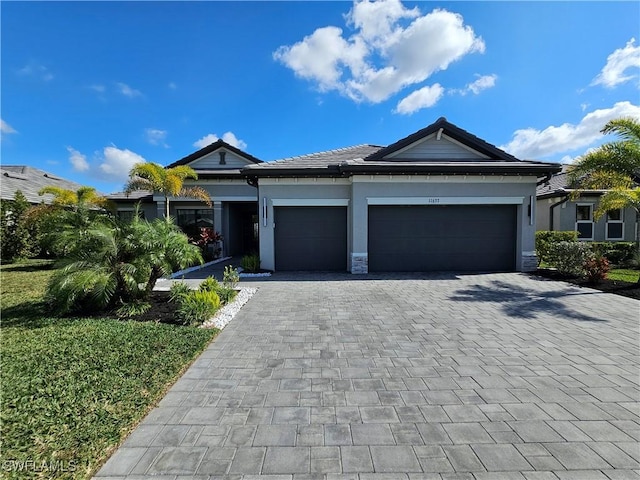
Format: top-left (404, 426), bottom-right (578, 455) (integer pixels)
top-left (179, 186), bottom-right (212, 206)
top-left (601, 117), bottom-right (640, 143)
top-left (169, 165), bottom-right (199, 180)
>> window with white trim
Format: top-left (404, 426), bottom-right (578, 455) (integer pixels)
top-left (176, 208), bottom-right (214, 238)
top-left (575, 204), bottom-right (593, 240)
top-left (606, 208), bottom-right (624, 240)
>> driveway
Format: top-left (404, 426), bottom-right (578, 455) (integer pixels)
top-left (96, 272), bottom-right (640, 479)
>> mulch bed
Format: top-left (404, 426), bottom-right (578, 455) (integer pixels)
top-left (532, 268), bottom-right (640, 300)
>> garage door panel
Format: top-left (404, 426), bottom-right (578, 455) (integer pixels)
top-left (369, 205), bottom-right (516, 272)
top-left (275, 207), bottom-right (347, 271)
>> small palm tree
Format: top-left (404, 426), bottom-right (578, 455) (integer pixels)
top-left (124, 162), bottom-right (211, 219)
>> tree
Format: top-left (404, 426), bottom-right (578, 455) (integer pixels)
top-left (38, 185), bottom-right (111, 211)
top-left (568, 117), bottom-right (640, 248)
top-left (0, 190), bottom-right (41, 261)
top-left (124, 162), bottom-right (211, 219)
top-left (47, 216), bottom-right (202, 314)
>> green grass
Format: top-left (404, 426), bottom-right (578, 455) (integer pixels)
top-left (608, 268), bottom-right (640, 283)
top-left (1, 259), bottom-right (218, 479)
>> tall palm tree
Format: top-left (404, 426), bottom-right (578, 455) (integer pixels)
top-left (124, 162), bottom-right (211, 219)
top-left (568, 117), bottom-right (640, 247)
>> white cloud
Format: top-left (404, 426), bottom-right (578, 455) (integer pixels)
top-left (168, 82), bottom-right (177, 90)
top-left (465, 74), bottom-right (497, 95)
top-left (193, 131), bottom-right (247, 150)
top-left (145, 128), bottom-right (169, 147)
top-left (1, 119), bottom-right (17, 134)
top-left (274, 1), bottom-right (484, 104)
top-left (500, 101), bottom-right (640, 159)
top-left (591, 38), bottom-right (640, 88)
top-left (395, 83), bottom-right (444, 114)
top-left (116, 82), bottom-right (142, 98)
top-left (99, 146), bottom-right (146, 180)
top-left (17, 62), bottom-right (53, 81)
top-left (89, 84), bottom-right (106, 93)
top-left (67, 146), bottom-right (89, 172)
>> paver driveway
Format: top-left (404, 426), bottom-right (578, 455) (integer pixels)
top-left (96, 272), bottom-right (640, 479)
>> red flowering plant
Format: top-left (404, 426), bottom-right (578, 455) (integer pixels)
top-left (194, 227), bottom-right (222, 261)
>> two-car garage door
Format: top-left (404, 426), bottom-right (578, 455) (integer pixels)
top-left (272, 204), bottom-right (517, 272)
top-left (368, 205), bottom-right (516, 272)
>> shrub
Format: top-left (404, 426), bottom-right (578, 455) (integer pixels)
top-left (216, 286), bottom-right (237, 304)
top-left (535, 231), bottom-right (579, 266)
top-left (116, 300), bottom-right (152, 318)
top-left (169, 280), bottom-right (191, 302)
top-left (241, 254), bottom-right (260, 273)
top-left (549, 241), bottom-right (593, 277)
top-left (223, 265), bottom-right (239, 290)
top-left (590, 242), bottom-right (636, 266)
top-left (584, 256), bottom-right (610, 284)
top-left (0, 191), bottom-right (42, 261)
top-left (199, 276), bottom-right (220, 293)
top-left (176, 290), bottom-right (221, 326)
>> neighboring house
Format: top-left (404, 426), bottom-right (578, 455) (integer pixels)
top-left (536, 170), bottom-right (637, 242)
top-left (0, 165), bottom-right (97, 204)
top-left (113, 118), bottom-right (561, 273)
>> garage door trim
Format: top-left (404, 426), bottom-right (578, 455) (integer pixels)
top-left (272, 198), bottom-right (349, 207)
top-left (367, 196), bottom-right (523, 205)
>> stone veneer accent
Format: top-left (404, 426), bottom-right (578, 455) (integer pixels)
top-left (521, 252), bottom-right (538, 272)
top-left (351, 253), bottom-right (368, 274)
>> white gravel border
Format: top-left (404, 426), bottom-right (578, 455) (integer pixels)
top-left (201, 287), bottom-right (257, 330)
top-left (237, 267), bottom-right (272, 278)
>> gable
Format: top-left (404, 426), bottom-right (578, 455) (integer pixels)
top-left (188, 148), bottom-right (256, 169)
top-left (384, 133), bottom-right (488, 161)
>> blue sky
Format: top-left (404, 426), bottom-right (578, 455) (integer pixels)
top-left (2, 1), bottom-right (639, 194)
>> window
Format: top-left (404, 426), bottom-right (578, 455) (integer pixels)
top-left (117, 209), bottom-right (145, 222)
top-left (606, 208), bottom-right (624, 240)
top-left (575, 204), bottom-right (593, 240)
top-left (176, 209), bottom-right (214, 238)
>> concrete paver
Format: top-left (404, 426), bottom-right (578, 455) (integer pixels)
top-left (95, 272), bottom-right (640, 478)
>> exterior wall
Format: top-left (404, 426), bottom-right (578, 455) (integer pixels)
top-left (258, 175), bottom-right (539, 273)
top-left (188, 149), bottom-right (253, 169)
top-left (386, 134), bottom-right (487, 160)
top-left (257, 179), bottom-right (352, 271)
top-left (114, 202), bottom-right (157, 221)
top-left (555, 198), bottom-right (636, 242)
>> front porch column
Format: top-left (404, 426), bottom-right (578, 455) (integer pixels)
top-left (156, 201), bottom-right (166, 220)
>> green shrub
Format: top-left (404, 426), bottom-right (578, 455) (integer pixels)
top-left (116, 300), bottom-right (152, 318)
top-left (176, 290), bottom-right (221, 326)
top-left (0, 191), bottom-right (42, 262)
top-left (550, 241), bottom-right (593, 277)
top-left (584, 256), bottom-right (610, 284)
top-left (535, 231), bottom-right (579, 266)
top-left (223, 265), bottom-right (239, 290)
top-left (241, 254), bottom-right (260, 273)
top-left (169, 280), bottom-right (191, 302)
top-left (590, 242), bottom-right (636, 265)
top-left (199, 276), bottom-right (220, 293)
top-left (216, 286), bottom-right (237, 304)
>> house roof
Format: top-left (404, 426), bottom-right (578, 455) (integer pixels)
top-left (244, 118), bottom-right (561, 178)
top-left (107, 190), bottom-right (154, 201)
top-left (365, 116), bottom-right (521, 162)
top-left (166, 139), bottom-right (263, 169)
top-left (536, 172), bottom-right (570, 198)
top-left (0, 165), bottom-right (100, 204)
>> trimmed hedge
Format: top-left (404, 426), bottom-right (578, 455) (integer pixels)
top-left (535, 231), bottom-right (579, 266)
top-left (590, 242), bottom-right (636, 265)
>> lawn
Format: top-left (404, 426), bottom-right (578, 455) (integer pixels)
top-left (1, 259), bottom-right (218, 479)
top-left (608, 268), bottom-right (640, 283)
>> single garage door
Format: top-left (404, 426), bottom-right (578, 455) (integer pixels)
top-left (275, 206), bottom-right (347, 271)
top-left (369, 205), bottom-right (516, 272)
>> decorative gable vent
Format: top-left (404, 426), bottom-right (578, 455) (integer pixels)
top-left (219, 151), bottom-right (226, 165)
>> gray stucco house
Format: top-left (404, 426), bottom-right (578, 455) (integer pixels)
top-left (112, 118), bottom-right (561, 273)
top-left (536, 170), bottom-right (638, 242)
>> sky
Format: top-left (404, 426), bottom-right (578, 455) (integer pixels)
top-left (1, 1), bottom-right (639, 194)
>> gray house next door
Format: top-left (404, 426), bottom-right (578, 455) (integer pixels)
top-left (368, 205), bottom-right (516, 272)
top-left (274, 206), bottom-right (347, 271)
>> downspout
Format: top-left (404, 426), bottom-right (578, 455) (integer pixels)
top-left (549, 194), bottom-right (569, 231)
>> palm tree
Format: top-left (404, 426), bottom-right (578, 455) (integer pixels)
top-left (38, 185), bottom-right (111, 211)
top-left (124, 162), bottom-right (211, 219)
top-left (568, 117), bottom-right (640, 248)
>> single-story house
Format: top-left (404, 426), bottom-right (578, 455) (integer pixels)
top-left (112, 118), bottom-right (561, 273)
top-left (536, 170), bottom-right (638, 242)
top-left (0, 165), bottom-right (99, 204)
